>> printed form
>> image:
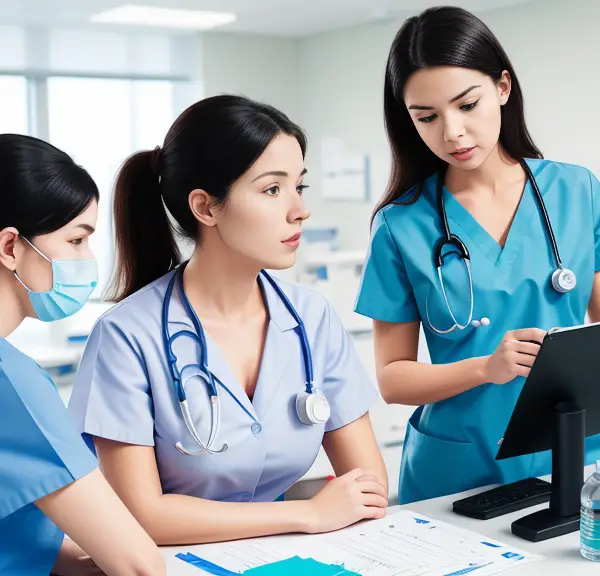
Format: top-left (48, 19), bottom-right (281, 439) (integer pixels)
top-left (175, 510), bottom-right (543, 575)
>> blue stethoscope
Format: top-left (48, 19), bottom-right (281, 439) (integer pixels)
top-left (426, 159), bottom-right (577, 334)
top-left (162, 264), bottom-right (331, 456)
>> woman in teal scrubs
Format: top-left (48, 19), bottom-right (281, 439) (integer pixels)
top-left (355, 6), bottom-right (600, 504)
top-left (0, 134), bottom-right (164, 575)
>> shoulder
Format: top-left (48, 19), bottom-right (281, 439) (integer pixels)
top-left (268, 275), bottom-right (331, 323)
top-left (0, 338), bottom-right (54, 398)
top-left (374, 175), bottom-right (437, 227)
top-left (371, 174), bottom-right (439, 251)
top-left (0, 339), bottom-right (91, 457)
top-left (530, 157), bottom-right (595, 185)
top-left (90, 270), bottom-right (174, 337)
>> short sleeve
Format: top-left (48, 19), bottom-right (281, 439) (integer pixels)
top-left (0, 355), bottom-right (97, 520)
top-left (321, 302), bottom-right (379, 433)
top-left (68, 318), bottom-right (155, 447)
top-left (354, 209), bottom-right (419, 323)
top-left (589, 170), bottom-right (600, 272)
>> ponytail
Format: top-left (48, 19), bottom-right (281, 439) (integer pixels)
top-left (107, 150), bottom-right (181, 302)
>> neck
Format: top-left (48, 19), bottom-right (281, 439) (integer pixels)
top-left (183, 244), bottom-right (264, 323)
top-left (0, 271), bottom-right (27, 338)
top-left (446, 144), bottom-right (524, 196)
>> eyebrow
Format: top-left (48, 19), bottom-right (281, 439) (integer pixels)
top-left (252, 168), bottom-right (308, 182)
top-left (75, 224), bottom-right (96, 233)
top-left (408, 85), bottom-right (481, 110)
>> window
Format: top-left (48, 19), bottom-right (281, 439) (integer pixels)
top-left (48, 77), bottom-right (175, 296)
top-left (0, 76), bottom-right (29, 134)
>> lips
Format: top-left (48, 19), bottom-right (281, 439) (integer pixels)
top-left (451, 147), bottom-right (474, 155)
top-left (282, 233), bottom-right (301, 243)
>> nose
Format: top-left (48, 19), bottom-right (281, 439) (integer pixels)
top-left (443, 113), bottom-right (466, 143)
top-left (287, 191), bottom-right (310, 223)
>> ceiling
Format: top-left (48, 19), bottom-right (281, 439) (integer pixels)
top-left (0, 0), bottom-right (534, 37)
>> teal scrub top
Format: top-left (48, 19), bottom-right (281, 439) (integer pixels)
top-left (355, 158), bottom-right (600, 504)
top-left (0, 338), bottom-right (97, 575)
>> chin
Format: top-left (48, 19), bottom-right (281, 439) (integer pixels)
top-left (448, 154), bottom-right (486, 172)
top-left (261, 253), bottom-right (297, 271)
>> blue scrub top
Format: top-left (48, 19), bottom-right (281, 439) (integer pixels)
top-left (69, 271), bottom-right (378, 503)
top-left (355, 159), bottom-right (600, 503)
top-left (0, 338), bottom-right (97, 575)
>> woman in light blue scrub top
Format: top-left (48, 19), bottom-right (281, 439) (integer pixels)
top-left (0, 135), bottom-right (163, 575)
top-left (68, 95), bottom-right (388, 545)
top-left (355, 6), bottom-right (600, 504)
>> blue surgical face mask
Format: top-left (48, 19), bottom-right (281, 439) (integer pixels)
top-left (14, 237), bottom-right (98, 322)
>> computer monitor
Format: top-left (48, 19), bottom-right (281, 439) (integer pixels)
top-left (496, 322), bottom-right (600, 542)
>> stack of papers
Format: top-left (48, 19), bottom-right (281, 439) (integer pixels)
top-left (176, 510), bottom-right (544, 576)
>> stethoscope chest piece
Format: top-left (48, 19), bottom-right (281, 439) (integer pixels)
top-left (296, 391), bottom-right (331, 425)
top-left (551, 267), bottom-right (577, 293)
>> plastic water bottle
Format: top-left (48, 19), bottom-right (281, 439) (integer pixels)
top-left (581, 460), bottom-right (600, 561)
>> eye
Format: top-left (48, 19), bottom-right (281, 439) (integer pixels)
top-left (460, 99), bottom-right (480, 112)
top-left (297, 184), bottom-right (309, 195)
top-left (264, 185), bottom-right (280, 196)
top-left (417, 114), bottom-right (437, 124)
top-left (69, 238), bottom-right (84, 246)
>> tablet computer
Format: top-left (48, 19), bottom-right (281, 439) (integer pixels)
top-left (496, 322), bottom-right (600, 460)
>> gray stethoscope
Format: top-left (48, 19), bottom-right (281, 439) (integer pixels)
top-left (426, 159), bottom-right (577, 334)
top-left (162, 263), bottom-right (331, 456)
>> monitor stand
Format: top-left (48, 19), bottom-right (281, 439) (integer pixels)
top-left (511, 401), bottom-right (585, 542)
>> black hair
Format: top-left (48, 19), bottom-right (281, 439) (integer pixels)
top-left (109, 94), bottom-right (307, 302)
top-left (376, 5), bottom-right (542, 215)
top-left (0, 134), bottom-right (99, 238)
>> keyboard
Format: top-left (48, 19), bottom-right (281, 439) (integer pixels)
top-left (452, 477), bottom-right (552, 520)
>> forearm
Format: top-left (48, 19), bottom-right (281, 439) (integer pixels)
top-left (379, 356), bottom-right (489, 405)
top-left (139, 495), bottom-right (313, 545)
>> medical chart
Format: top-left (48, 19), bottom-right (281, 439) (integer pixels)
top-left (176, 510), bottom-right (543, 575)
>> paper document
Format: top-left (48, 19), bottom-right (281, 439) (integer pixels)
top-left (178, 539), bottom-right (289, 573)
top-left (292, 510), bottom-right (544, 576)
top-left (176, 510), bottom-right (543, 575)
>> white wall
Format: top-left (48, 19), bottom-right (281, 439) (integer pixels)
top-left (298, 19), bottom-right (400, 249)
top-left (297, 0), bottom-right (600, 250)
top-left (480, 0), bottom-right (600, 176)
top-left (201, 32), bottom-right (301, 122)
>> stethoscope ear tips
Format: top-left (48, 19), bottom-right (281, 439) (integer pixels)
top-left (472, 317), bottom-right (490, 328)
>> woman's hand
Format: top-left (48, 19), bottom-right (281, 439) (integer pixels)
top-left (304, 468), bottom-right (388, 534)
top-left (483, 328), bottom-right (546, 384)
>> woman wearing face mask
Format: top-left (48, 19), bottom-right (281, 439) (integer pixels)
top-left (0, 135), bottom-right (165, 576)
top-left (355, 6), bottom-right (600, 504)
top-left (68, 95), bottom-right (387, 545)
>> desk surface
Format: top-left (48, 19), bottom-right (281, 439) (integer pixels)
top-left (162, 464), bottom-right (598, 575)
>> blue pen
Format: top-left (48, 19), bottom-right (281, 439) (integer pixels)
top-left (176, 552), bottom-right (241, 575)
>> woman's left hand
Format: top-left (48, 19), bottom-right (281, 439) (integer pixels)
top-left (51, 538), bottom-right (105, 576)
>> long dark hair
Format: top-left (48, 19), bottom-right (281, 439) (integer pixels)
top-left (0, 134), bottom-right (99, 237)
top-left (376, 5), bottom-right (542, 215)
top-left (109, 94), bottom-right (307, 302)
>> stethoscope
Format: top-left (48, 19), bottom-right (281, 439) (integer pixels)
top-left (426, 159), bottom-right (577, 334)
top-left (162, 264), bottom-right (331, 456)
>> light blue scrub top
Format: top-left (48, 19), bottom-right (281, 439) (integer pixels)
top-left (355, 159), bottom-right (600, 504)
top-left (69, 271), bottom-right (378, 503)
top-left (0, 338), bottom-right (97, 575)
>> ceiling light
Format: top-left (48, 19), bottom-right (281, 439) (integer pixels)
top-left (90, 4), bottom-right (236, 30)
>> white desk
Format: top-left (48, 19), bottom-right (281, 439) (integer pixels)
top-left (161, 464), bottom-right (598, 575)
